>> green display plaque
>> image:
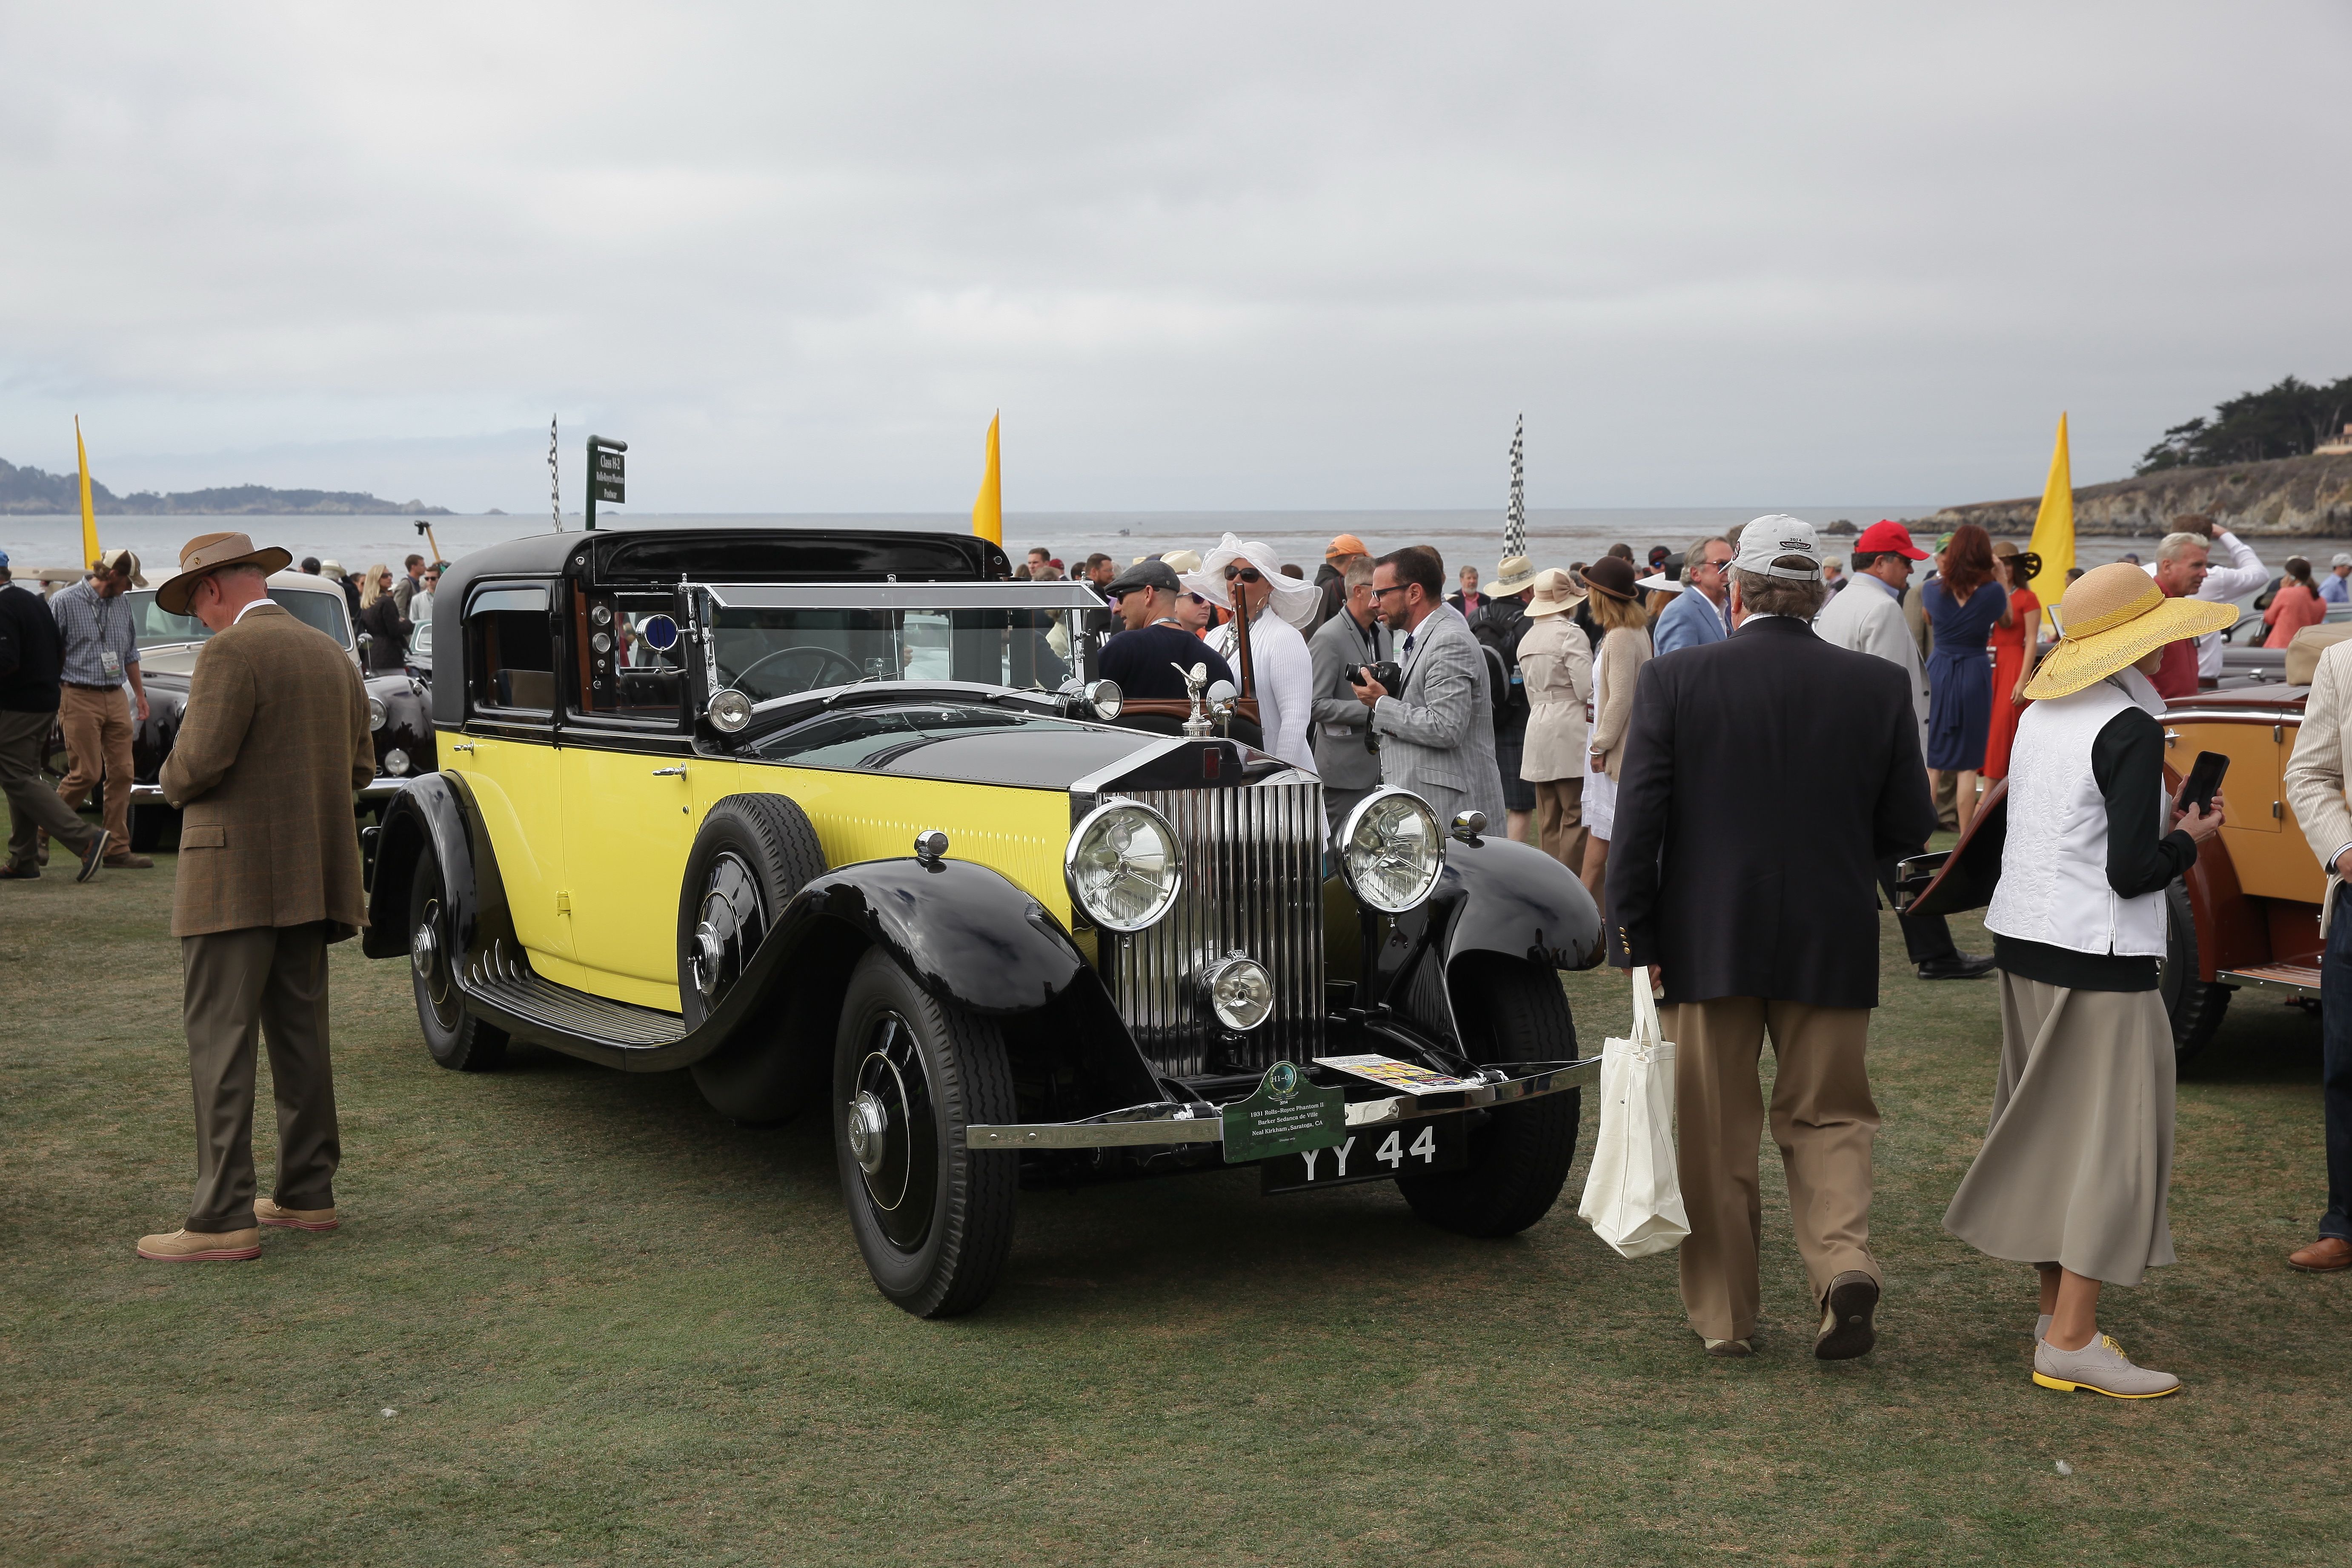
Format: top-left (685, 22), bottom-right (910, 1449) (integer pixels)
top-left (1222, 1062), bottom-right (1345, 1164)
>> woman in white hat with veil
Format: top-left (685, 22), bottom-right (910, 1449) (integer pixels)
top-left (1182, 534), bottom-right (1319, 773)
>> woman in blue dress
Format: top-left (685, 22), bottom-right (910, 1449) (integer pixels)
top-left (1922, 524), bottom-right (2012, 836)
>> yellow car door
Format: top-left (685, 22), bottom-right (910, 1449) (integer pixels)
top-left (455, 584), bottom-right (573, 964)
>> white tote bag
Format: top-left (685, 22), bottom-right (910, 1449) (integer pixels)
top-left (1575, 970), bottom-right (1691, 1259)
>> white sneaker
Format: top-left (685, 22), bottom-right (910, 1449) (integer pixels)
top-left (2033, 1333), bottom-right (2180, 1399)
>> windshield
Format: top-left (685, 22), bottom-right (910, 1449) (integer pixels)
top-left (125, 587), bottom-right (350, 649)
top-left (712, 606), bottom-right (1077, 702)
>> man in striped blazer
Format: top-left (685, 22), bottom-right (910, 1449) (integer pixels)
top-left (1353, 545), bottom-right (1507, 831)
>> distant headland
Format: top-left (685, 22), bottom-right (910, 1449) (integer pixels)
top-left (0, 455), bottom-right (451, 516)
top-left (1923, 450), bottom-right (2352, 538)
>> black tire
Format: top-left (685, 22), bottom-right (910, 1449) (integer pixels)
top-left (832, 948), bottom-right (1018, 1318)
top-left (1396, 955), bottom-right (1581, 1237)
top-left (2161, 880), bottom-right (2232, 1065)
top-left (682, 795), bottom-right (828, 1122)
top-left (409, 853), bottom-right (508, 1071)
top-left (129, 804), bottom-right (179, 853)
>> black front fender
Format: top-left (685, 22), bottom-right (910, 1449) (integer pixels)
top-left (795, 858), bottom-right (1090, 1015)
top-left (1436, 833), bottom-right (1604, 972)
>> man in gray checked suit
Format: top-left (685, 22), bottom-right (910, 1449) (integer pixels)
top-left (1353, 545), bottom-right (1507, 830)
top-left (1308, 555), bottom-right (1391, 835)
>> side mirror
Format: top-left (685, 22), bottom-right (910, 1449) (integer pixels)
top-left (356, 632), bottom-right (374, 651)
top-left (1205, 678), bottom-right (1237, 719)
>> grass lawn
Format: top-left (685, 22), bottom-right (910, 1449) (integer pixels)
top-left (3, 850), bottom-right (2347, 1565)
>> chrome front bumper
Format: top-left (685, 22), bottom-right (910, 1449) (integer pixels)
top-left (130, 777), bottom-right (415, 807)
top-left (966, 1056), bottom-right (1599, 1152)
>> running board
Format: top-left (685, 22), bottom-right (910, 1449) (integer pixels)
top-left (2217, 963), bottom-right (2322, 1001)
top-left (463, 939), bottom-right (689, 1051)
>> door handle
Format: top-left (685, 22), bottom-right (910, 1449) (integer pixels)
top-left (652, 765), bottom-right (687, 777)
top-left (451, 741), bottom-right (475, 753)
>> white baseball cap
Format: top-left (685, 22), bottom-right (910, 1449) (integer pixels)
top-left (2332, 552), bottom-right (2352, 568)
top-left (1731, 514), bottom-right (1823, 581)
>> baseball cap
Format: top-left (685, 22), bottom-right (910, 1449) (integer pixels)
top-left (1325, 533), bottom-right (1368, 560)
top-left (99, 547), bottom-right (148, 586)
top-left (1104, 559), bottom-right (1182, 598)
top-left (1852, 520), bottom-right (1929, 561)
top-left (0, 548), bottom-right (9, 572)
top-left (2333, 553), bottom-right (2352, 568)
top-left (1731, 515), bottom-right (1824, 581)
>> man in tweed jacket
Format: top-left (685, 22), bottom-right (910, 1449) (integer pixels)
top-left (136, 532), bottom-right (376, 1263)
top-left (1355, 546), bottom-right (1507, 830)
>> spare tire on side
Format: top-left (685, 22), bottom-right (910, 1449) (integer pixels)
top-left (680, 793), bottom-right (828, 1123)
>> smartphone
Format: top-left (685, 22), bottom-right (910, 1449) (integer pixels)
top-left (2177, 750), bottom-right (2229, 815)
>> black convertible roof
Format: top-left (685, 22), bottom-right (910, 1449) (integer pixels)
top-left (439, 525), bottom-right (1011, 602)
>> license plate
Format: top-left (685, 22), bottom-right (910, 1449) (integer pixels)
top-left (1260, 1114), bottom-right (1468, 1194)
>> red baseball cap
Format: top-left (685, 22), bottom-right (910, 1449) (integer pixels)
top-left (1854, 520), bottom-right (1929, 560)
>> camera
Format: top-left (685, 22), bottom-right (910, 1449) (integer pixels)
top-left (1347, 660), bottom-right (1403, 691)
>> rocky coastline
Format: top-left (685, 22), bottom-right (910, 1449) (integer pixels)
top-left (1922, 451), bottom-right (2352, 538)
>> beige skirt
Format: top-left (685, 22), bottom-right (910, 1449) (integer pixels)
top-left (1942, 970), bottom-right (2177, 1286)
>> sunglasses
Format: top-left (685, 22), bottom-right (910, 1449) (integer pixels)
top-left (1224, 567), bottom-right (1264, 584)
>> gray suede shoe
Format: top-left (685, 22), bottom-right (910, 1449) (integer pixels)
top-left (2033, 1333), bottom-right (2180, 1399)
top-left (2036, 1313), bottom-right (2052, 1342)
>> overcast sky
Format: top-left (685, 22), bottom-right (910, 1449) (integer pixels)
top-left (3, 2), bottom-right (2346, 514)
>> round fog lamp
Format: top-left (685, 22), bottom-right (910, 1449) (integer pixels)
top-left (1201, 955), bottom-right (1273, 1031)
top-left (1084, 678), bottom-right (1123, 721)
top-left (1064, 799), bottom-right (1183, 931)
top-left (706, 687), bottom-right (753, 733)
top-left (367, 696), bottom-right (388, 731)
top-left (382, 747), bottom-right (412, 777)
top-left (1336, 788), bottom-right (1445, 913)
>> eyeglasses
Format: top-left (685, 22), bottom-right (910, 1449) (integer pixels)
top-left (1224, 567), bottom-right (1265, 584)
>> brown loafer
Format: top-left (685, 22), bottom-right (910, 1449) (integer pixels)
top-left (1703, 1337), bottom-right (1754, 1358)
top-left (2289, 1236), bottom-right (2352, 1273)
top-left (137, 1227), bottom-right (262, 1262)
top-left (255, 1197), bottom-right (338, 1232)
top-left (1815, 1271), bottom-right (1880, 1359)
top-left (103, 853), bottom-right (155, 870)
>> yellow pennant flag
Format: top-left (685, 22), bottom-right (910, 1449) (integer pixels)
top-left (2027, 412), bottom-right (2074, 628)
top-left (971, 412), bottom-right (1002, 545)
top-left (74, 416), bottom-right (102, 569)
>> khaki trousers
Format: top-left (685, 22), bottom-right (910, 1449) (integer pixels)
top-left (1672, 997), bottom-right (1880, 1342)
top-left (182, 924), bottom-right (340, 1233)
top-left (1531, 778), bottom-right (1587, 874)
top-left (56, 684), bottom-right (134, 854)
top-left (0, 709), bottom-right (100, 868)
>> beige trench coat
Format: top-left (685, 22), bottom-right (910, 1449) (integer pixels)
top-left (1516, 613), bottom-right (1592, 782)
top-left (160, 601), bottom-right (376, 939)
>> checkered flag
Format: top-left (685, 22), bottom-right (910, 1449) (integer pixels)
top-left (549, 415), bottom-right (563, 531)
top-left (1503, 413), bottom-right (1526, 559)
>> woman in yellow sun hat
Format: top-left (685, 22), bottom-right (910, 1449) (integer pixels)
top-left (1942, 562), bottom-right (2236, 1399)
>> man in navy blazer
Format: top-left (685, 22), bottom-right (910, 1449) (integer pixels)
top-left (1606, 515), bottom-right (1937, 1364)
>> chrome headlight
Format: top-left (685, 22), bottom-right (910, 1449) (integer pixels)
top-left (1336, 788), bottom-right (1445, 913)
top-left (381, 747), bottom-right (412, 777)
top-left (367, 696), bottom-right (388, 731)
top-left (706, 688), bottom-right (753, 733)
top-left (1064, 799), bottom-right (1183, 932)
top-left (1084, 678), bottom-right (1122, 721)
top-left (1201, 954), bottom-right (1273, 1031)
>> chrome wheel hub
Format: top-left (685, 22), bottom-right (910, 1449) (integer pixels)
top-left (410, 919), bottom-right (438, 977)
top-left (847, 1090), bottom-right (890, 1174)
top-left (690, 852), bottom-right (767, 1002)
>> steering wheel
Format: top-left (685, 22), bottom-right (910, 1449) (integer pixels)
top-left (733, 645), bottom-right (865, 701)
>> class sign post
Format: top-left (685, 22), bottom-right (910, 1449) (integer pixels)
top-left (585, 435), bottom-right (627, 530)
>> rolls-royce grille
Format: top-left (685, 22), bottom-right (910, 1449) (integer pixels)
top-left (1104, 781), bottom-right (1325, 1079)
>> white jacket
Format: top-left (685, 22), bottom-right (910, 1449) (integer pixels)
top-left (1812, 573), bottom-right (1929, 753)
top-left (1985, 669), bottom-right (2171, 959)
top-left (1210, 610), bottom-right (1316, 773)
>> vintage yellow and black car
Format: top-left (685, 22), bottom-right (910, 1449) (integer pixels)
top-left (363, 526), bottom-right (1604, 1316)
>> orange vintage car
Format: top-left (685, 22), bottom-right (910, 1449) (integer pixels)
top-left (1906, 649), bottom-right (2329, 1062)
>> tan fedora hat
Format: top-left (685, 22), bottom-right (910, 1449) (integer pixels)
top-left (2023, 561), bottom-right (2237, 700)
top-left (1489, 554), bottom-right (1538, 595)
top-left (156, 531), bottom-right (294, 616)
top-left (1522, 567), bottom-right (1584, 617)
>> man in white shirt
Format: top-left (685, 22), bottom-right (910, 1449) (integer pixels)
top-left (1813, 521), bottom-right (1993, 981)
top-left (2143, 515), bottom-right (2267, 684)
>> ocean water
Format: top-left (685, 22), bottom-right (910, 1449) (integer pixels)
top-left (6, 505), bottom-right (2278, 587)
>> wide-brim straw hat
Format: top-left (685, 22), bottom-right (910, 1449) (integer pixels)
top-left (1523, 568), bottom-right (1583, 617)
top-left (1181, 533), bottom-right (1321, 630)
top-left (1991, 541), bottom-right (2043, 586)
top-left (2023, 561), bottom-right (2238, 700)
top-left (1489, 554), bottom-right (1538, 595)
top-left (157, 531), bottom-right (294, 615)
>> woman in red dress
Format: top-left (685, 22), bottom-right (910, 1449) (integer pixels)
top-left (2263, 556), bottom-right (2327, 648)
top-left (1981, 544), bottom-right (2043, 781)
